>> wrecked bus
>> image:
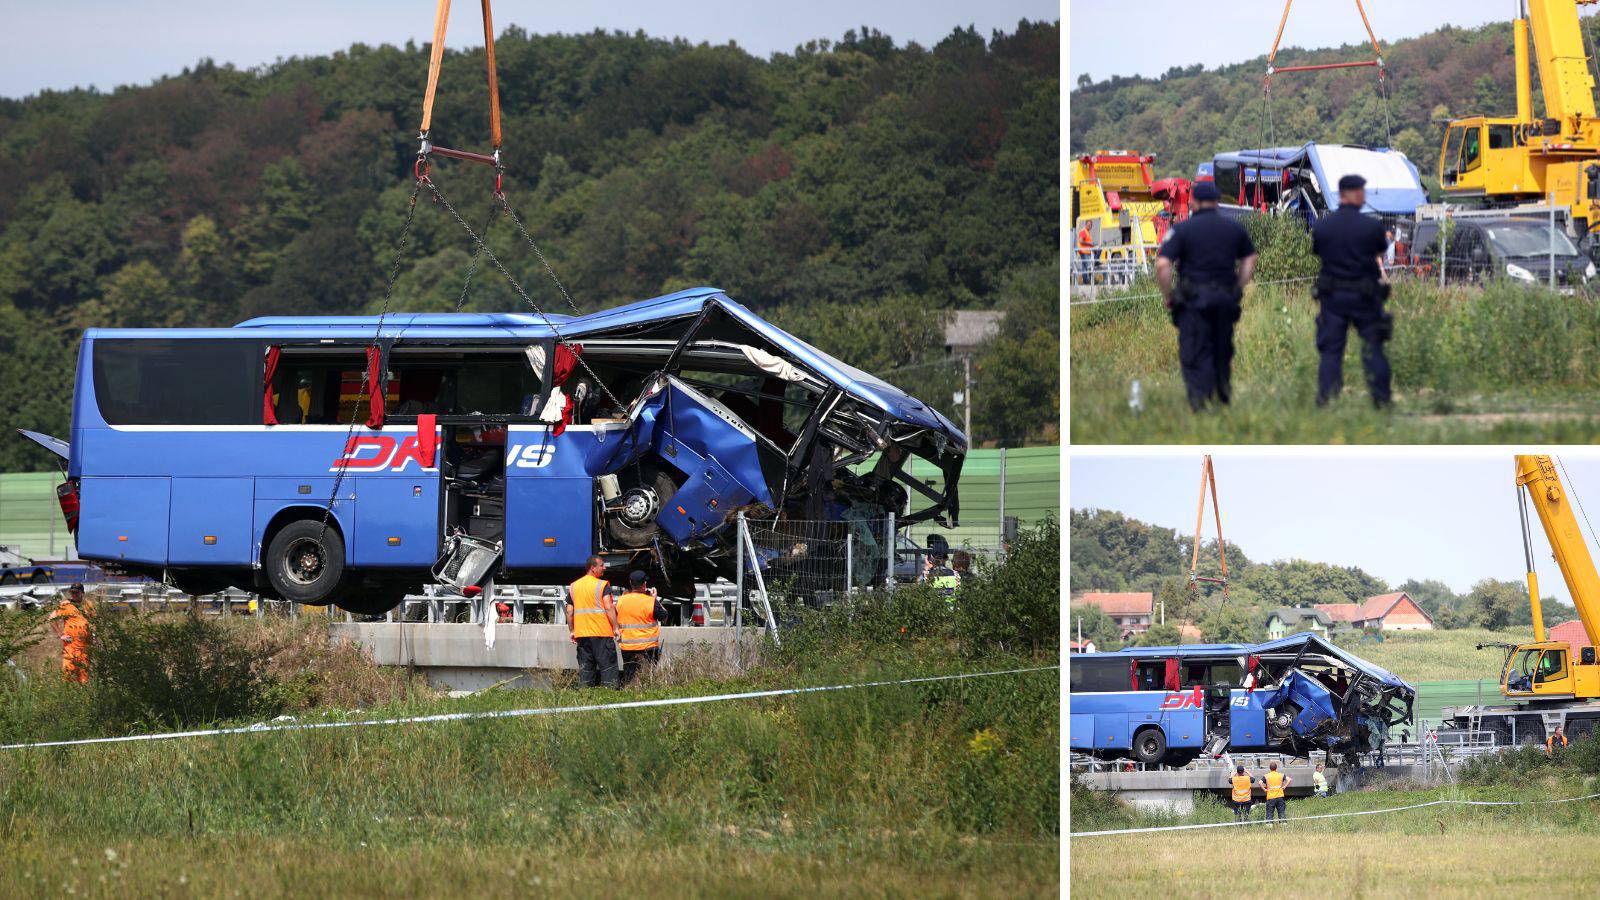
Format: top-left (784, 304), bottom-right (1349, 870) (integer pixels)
top-left (1201, 143), bottom-right (1425, 226)
top-left (1068, 633), bottom-right (1416, 766)
top-left (24, 287), bottom-right (966, 613)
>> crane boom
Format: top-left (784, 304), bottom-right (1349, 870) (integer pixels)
top-left (1528, 0), bottom-right (1598, 122)
top-left (1516, 455), bottom-right (1600, 647)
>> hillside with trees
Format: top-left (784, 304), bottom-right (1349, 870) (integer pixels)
top-left (1070, 508), bottom-right (1574, 648)
top-left (1070, 18), bottom-right (1589, 184)
top-left (0, 21), bottom-right (1059, 470)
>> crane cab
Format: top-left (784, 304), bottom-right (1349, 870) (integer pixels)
top-left (1438, 117), bottom-right (1545, 199)
top-left (1501, 640), bottom-right (1600, 699)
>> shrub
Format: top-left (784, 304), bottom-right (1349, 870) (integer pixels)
top-left (955, 516), bottom-right (1060, 657)
top-left (90, 611), bottom-right (281, 730)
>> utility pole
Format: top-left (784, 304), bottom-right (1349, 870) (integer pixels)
top-left (962, 354), bottom-right (973, 442)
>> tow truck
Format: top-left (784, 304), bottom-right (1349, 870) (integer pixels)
top-left (1070, 151), bottom-right (1191, 263)
top-left (1441, 456), bottom-right (1600, 743)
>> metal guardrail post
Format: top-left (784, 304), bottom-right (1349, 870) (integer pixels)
top-left (736, 511), bottom-right (745, 652)
top-left (885, 511), bottom-right (896, 591)
top-left (845, 532), bottom-right (852, 594)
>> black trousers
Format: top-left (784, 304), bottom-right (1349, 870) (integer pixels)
top-left (620, 647), bottom-right (661, 686)
top-left (1173, 298), bottom-right (1240, 411)
top-left (1232, 800), bottom-right (1252, 821)
top-left (1316, 292), bottom-right (1391, 407)
top-left (576, 636), bottom-right (619, 688)
top-left (1263, 797), bottom-right (1287, 821)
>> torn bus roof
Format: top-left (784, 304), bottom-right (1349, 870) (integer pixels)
top-left (1250, 632), bottom-right (1411, 692)
top-left (233, 287), bottom-right (965, 448)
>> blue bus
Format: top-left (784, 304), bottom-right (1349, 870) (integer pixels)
top-left (21, 287), bottom-right (966, 614)
top-left (1069, 633), bottom-right (1415, 765)
top-left (1200, 143), bottom-right (1425, 226)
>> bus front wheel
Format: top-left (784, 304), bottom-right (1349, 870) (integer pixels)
top-left (1131, 727), bottom-right (1167, 766)
top-left (266, 520), bottom-right (346, 604)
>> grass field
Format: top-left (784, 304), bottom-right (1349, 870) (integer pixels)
top-left (1070, 775), bottom-right (1600, 896)
top-left (0, 539), bottom-right (1061, 898)
top-left (1070, 277), bottom-right (1600, 444)
top-left (1331, 627), bottom-right (1527, 683)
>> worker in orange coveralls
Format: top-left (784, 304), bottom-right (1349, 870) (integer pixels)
top-left (46, 583), bottom-right (91, 683)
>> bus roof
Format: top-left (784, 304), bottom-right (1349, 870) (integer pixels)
top-left (86, 286), bottom-right (963, 442)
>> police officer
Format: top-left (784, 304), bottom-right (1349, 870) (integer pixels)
top-left (1156, 181), bottom-right (1258, 411)
top-left (1310, 174), bottom-right (1393, 407)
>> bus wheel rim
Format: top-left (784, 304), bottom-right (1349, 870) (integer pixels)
top-left (285, 537), bottom-right (325, 585)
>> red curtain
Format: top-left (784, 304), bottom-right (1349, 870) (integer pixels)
top-left (365, 345), bottom-right (385, 429)
top-left (416, 413), bottom-right (437, 466)
top-left (1246, 654), bottom-right (1260, 693)
top-left (1130, 660), bottom-right (1139, 691)
top-left (551, 343), bottom-right (583, 437)
top-left (262, 345), bottom-right (281, 425)
top-left (1164, 657), bottom-right (1180, 691)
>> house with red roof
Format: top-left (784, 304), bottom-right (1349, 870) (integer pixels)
top-left (1074, 591), bottom-right (1154, 639)
top-left (1549, 619), bottom-right (1593, 649)
top-left (1315, 592), bottom-right (1434, 631)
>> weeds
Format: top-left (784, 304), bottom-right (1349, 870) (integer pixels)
top-left (1072, 248), bottom-right (1600, 442)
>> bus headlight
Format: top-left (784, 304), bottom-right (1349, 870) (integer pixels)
top-left (1506, 263), bottom-right (1536, 282)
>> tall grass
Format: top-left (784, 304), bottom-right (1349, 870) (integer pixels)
top-left (1071, 216), bottom-right (1600, 443)
top-left (0, 533), bottom-right (1061, 895)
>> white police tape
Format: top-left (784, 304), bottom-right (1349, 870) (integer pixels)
top-left (0, 664), bottom-right (1058, 752)
top-left (1071, 789), bottom-right (1600, 837)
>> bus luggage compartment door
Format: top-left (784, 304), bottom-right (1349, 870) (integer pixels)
top-left (168, 477), bottom-right (253, 565)
top-left (78, 476), bottom-right (171, 565)
top-left (352, 475), bottom-right (440, 567)
top-left (504, 476), bottom-right (592, 569)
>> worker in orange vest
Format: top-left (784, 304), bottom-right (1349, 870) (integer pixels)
top-left (1229, 765), bottom-right (1253, 822)
top-left (1546, 726), bottom-right (1569, 757)
top-left (46, 584), bottom-right (91, 683)
top-left (1076, 223), bottom-right (1096, 271)
top-left (616, 570), bottom-right (667, 687)
top-left (567, 556), bottom-right (620, 688)
top-left (1258, 761), bottom-right (1291, 823)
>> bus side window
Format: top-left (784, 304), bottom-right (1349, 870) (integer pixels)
top-left (271, 352), bottom-right (367, 425)
top-left (1069, 658), bottom-right (1131, 693)
top-left (1182, 663), bottom-right (1208, 686)
top-left (1134, 661), bottom-right (1164, 691)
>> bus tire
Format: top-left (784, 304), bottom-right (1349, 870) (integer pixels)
top-left (1131, 726), bottom-right (1167, 766)
top-left (29, 570), bottom-right (49, 584)
top-left (265, 520), bottom-right (345, 605)
top-left (0, 573), bottom-right (15, 586)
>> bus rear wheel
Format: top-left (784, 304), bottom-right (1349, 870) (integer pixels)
top-left (1131, 727), bottom-right (1168, 766)
top-left (266, 520), bottom-right (345, 604)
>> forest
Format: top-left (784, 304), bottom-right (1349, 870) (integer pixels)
top-left (0, 21), bottom-right (1060, 471)
top-left (1071, 18), bottom-right (1573, 184)
top-left (1069, 508), bottom-right (1575, 648)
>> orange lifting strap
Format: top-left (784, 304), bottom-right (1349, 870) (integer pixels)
top-left (1265, 0), bottom-right (1385, 81)
top-left (1189, 455), bottom-right (1229, 599)
top-left (418, 0), bottom-right (502, 167)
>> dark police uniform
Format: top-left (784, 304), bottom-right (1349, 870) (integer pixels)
top-left (1310, 202), bottom-right (1392, 407)
top-left (1158, 207), bottom-right (1256, 410)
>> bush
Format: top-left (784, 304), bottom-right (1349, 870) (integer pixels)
top-left (955, 516), bottom-right (1060, 657)
top-left (90, 611), bottom-right (281, 730)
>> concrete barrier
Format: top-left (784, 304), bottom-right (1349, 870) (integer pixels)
top-left (330, 622), bottom-right (751, 691)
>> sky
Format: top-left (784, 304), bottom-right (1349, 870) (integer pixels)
top-left (1070, 0), bottom-right (1521, 85)
top-left (1, 0), bottom-right (1061, 99)
top-left (1069, 453), bottom-right (1600, 609)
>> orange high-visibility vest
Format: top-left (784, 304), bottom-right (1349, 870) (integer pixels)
top-left (1265, 771), bottom-right (1285, 800)
top-left (616, 591), bottom-right (661, 651)
top-left (1548, 733), bottom-right (1568, 752)
top-left (568, 575), bottom-right (613, 638)
top-left (1231, 775), bottom-right (1252, 803)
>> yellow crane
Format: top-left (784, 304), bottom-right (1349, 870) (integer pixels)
top-left (1439, 0), bottom-right (1600, 236)
top-left (1445, 456), bottom-right (1600, 744)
